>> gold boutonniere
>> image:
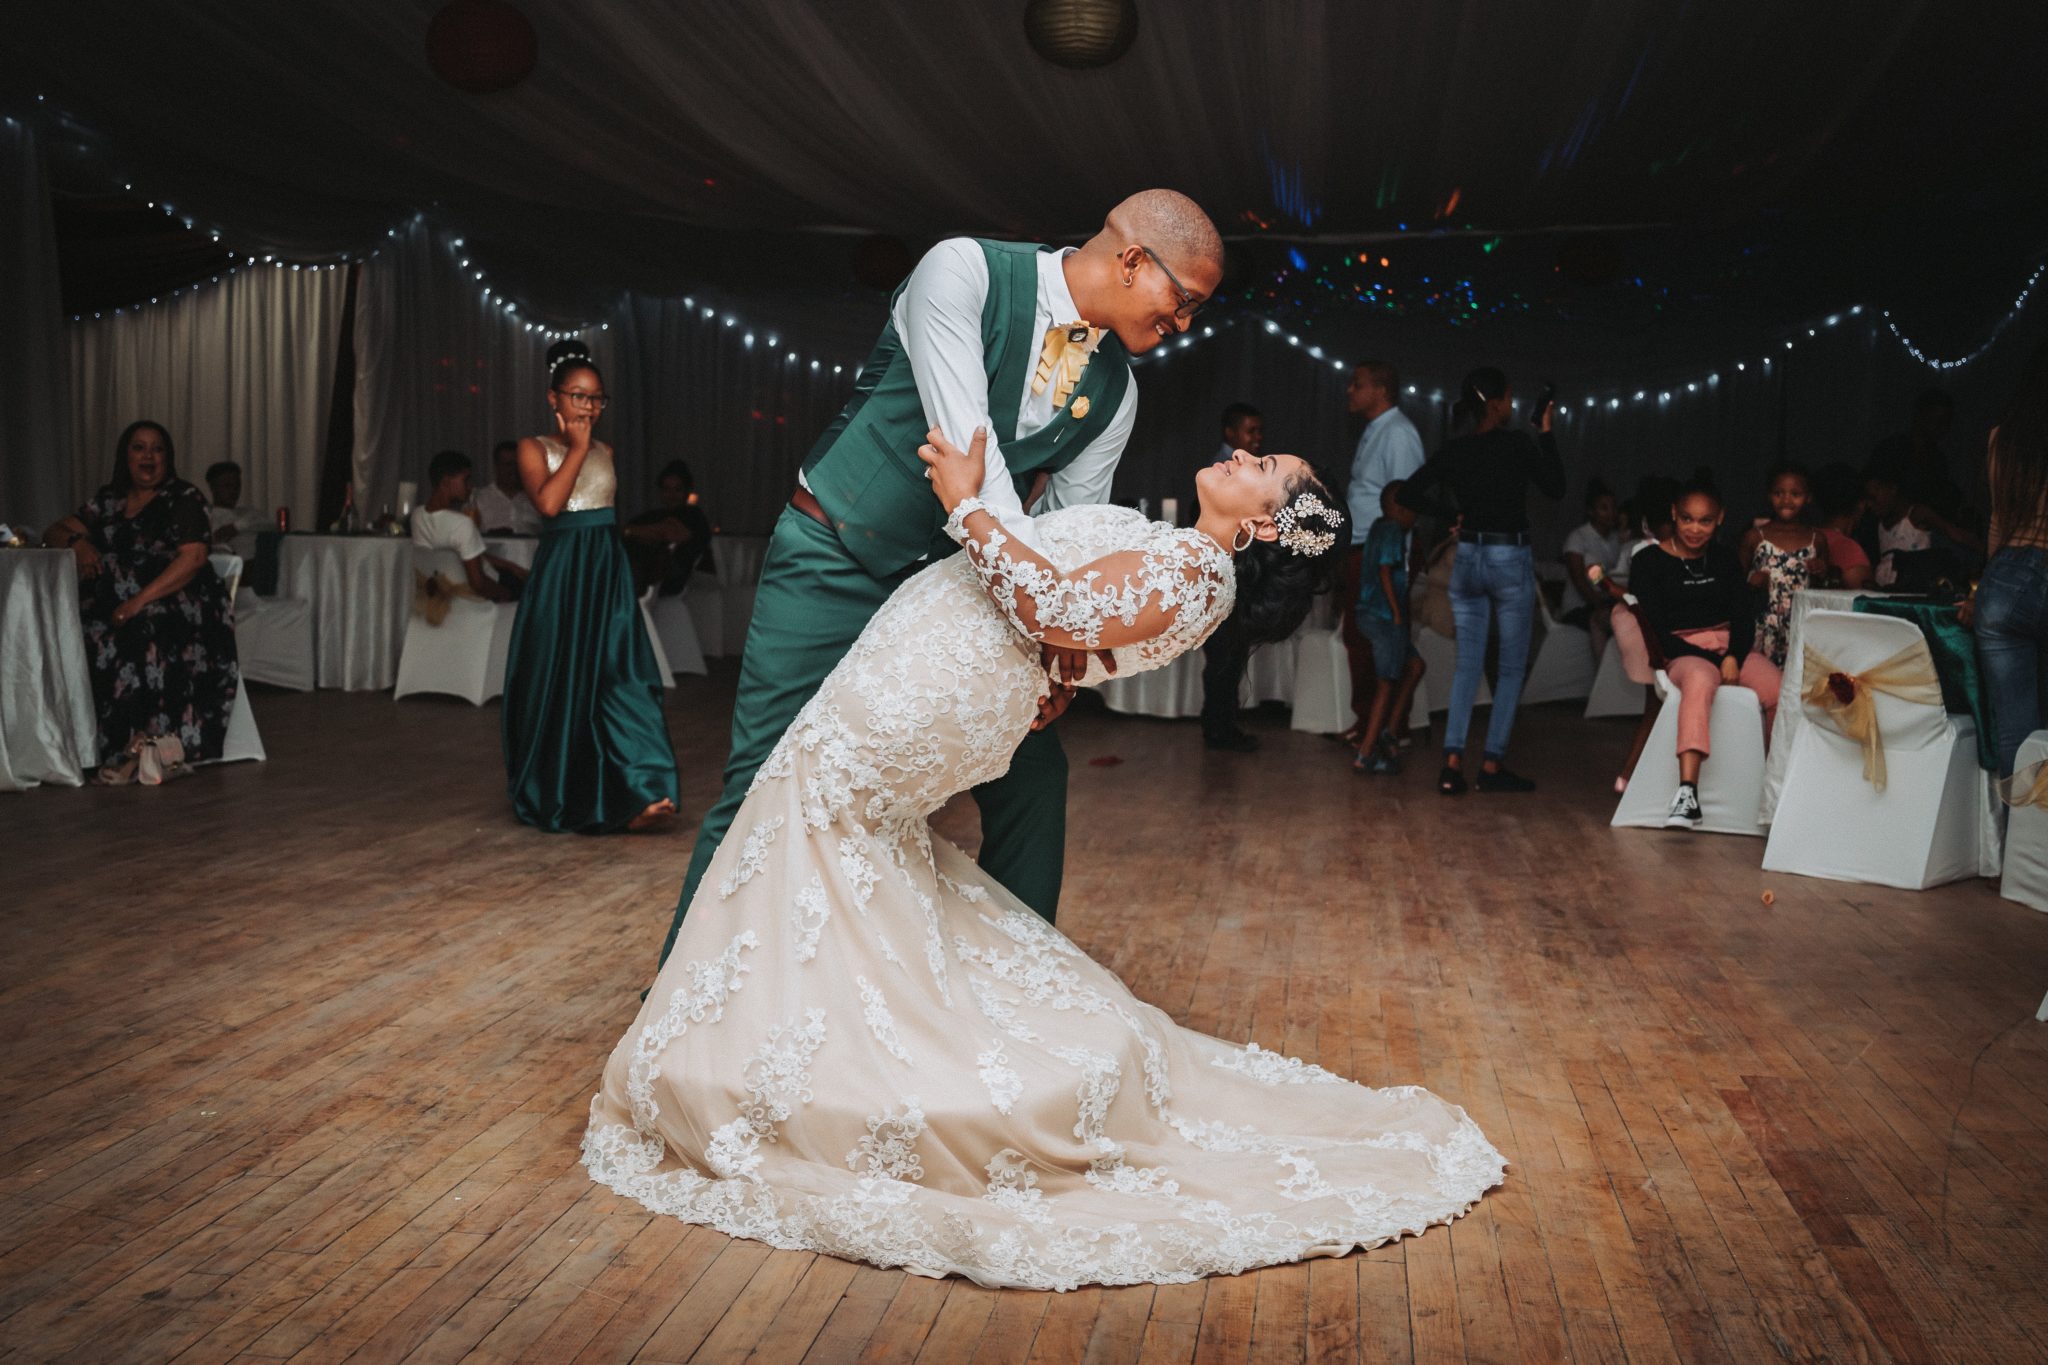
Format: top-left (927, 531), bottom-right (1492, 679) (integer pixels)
top-left (1031, 321), bottom-right (1102, 411)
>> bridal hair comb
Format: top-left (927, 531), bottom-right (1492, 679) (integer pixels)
top-left (1275, 491), bottom-right (1341, 558)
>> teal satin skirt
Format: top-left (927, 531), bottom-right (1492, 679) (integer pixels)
top-left (502, 508), bottom-right (677, 833)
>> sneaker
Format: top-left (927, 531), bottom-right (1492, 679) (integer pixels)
top-left (1664, 784), bottom-right (1703, 829)
top-left (1368, 751), bottom-right (1402, 775)
top-left (1475, 766), bottom-right (1536, 793)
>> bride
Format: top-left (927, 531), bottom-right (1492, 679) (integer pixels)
top-left (584, 427), bottom-right (1505, 1290)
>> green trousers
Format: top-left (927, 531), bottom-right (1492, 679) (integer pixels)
top-left (657, 505), bottom-right (1067, 967)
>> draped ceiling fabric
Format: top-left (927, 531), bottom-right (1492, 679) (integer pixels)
top-left (8, 1), bottom-right (2048, 537)
top-left (0, 122), bottom-right (71, 530)
top-left (354, 224), bottom-right (855, 532)
top-left (67, 263), bottom-right (345, 523)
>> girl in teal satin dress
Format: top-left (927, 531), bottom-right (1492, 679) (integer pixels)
top-left (503, 341), bottom-right (679, 833)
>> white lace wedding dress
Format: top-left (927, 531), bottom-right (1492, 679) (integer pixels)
top-left (584, 504), bottom-right (1505, 1290)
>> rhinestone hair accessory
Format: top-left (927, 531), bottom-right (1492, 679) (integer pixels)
top-left (1273, 491), bottom-right (1341, 558)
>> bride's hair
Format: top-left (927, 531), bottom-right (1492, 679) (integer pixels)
top-left (1236, 468), bottom-right (1345, 645)
top-left (546, 338), bottom-right (602, 390)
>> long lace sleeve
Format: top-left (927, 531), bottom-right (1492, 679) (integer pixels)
top-left (943, 498), bottom-right (1234, 654)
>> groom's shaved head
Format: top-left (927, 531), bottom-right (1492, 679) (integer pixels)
top-left (1102, 189), bottom-right (1224, 273)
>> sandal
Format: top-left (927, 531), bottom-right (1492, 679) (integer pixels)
top-left (1437, 764), bottom-right (1467, 796)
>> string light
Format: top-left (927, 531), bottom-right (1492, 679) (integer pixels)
top-left (1884, 259), bottom-right (2045, 370)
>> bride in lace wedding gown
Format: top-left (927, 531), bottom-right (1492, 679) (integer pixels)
top-left (584, 436), bottom-right (1505, 1290)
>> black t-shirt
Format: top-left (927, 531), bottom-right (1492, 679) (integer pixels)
top-left (1628, 542), bottom-right (1755, 664)
top-left (1397, 429), bottom-right (1565, 535)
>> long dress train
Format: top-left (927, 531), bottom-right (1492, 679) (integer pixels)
top-left (584, 505), bottom-right (1505, 1290)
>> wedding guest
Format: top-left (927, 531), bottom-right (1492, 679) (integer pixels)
top-left (1562, 477), bottom-right (1625, 657)
top-left (203, 461), bottom-right (265, 552)
top-left (1962, 341), bottom-right (2048, 777)
top-left (1351, 482), bottom-right (1425, 774)
top-left (1738, 463), bottom-right (1828, 667)
top-left (41, 421), bottom-right (239, 779)
top-left (1200, 403), bottom-right (1263, 751)
top-left (1398, 367), bottom-right (1565, 795)
top-left (1341, 362), bottom-right (1424, 743)
top-left (1810, 463), bottom-right (1872, 588)
top-left (472, 440), bottom-right (543, 535)
top-left (503, 340), bottom-right (678, 834)
top-left (1602, 476), bottom-right (1677, 794)
top-left (1628, 480), bottom-right (1781, 829)
top-left (1864, 458), bottom-right (1979, 587)
top-left (410, 450), bottom-right (524, 603)
top-left (625, 460), bottom-right (716, 596)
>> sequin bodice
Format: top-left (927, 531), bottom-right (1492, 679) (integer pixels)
top-left (539, 437), bottom-right (617, 512)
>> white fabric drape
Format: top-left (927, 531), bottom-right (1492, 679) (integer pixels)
top-left (353, 224), bottom-right (855, 534)
top-left (0, 122), bottom-right (71, 530)
top-left (0, 549), bottom-right (97, 791)
top-left (66, 264), bottom-right (344, 525)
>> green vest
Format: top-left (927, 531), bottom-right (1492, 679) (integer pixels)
top-left (802, 239), bottom-right (1132, 578)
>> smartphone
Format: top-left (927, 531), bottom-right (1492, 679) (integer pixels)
top-left (1531, 381), bottom-right (1557, 424)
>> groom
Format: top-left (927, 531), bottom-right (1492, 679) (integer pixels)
top-left (658, 190), bottom-right (1224, 965)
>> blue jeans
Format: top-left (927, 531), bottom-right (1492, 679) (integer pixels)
top-left (1446, 542), bottom-right (1535, 762)
top-left (1974, 545), bottom-right (2048, 777)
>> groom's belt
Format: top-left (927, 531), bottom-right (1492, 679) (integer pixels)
top-left (789, 485), bottom-right (834, 530)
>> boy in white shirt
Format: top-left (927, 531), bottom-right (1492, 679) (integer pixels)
top-left (204, 461), bottom-right (267, 553)
top-left (410, 450), bottom-right (525, 602)
top-left (471, 440), bottom-right (543, 535)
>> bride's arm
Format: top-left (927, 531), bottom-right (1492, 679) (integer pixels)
top-left (922, 427), bottom-right (1225, 652)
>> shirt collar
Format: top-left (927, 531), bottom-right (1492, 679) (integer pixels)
top-left (1364, 404), bottom-right (1404, 434)
top-left (1040, 246), bottom-right (1083, 325)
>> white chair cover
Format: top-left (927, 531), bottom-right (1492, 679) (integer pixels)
top-left (683, 575), bottom-right (729, 657)
top-left (1288, 627), bottom-right (1350, 734)
top-left (1761, 611), bottom-right (2001, 888)
top-left (1611, 669), bottom-right (1767, 836)
top-left (1521, 588), bottom-right (1598, 706)
top-left (639, 587), bottom-right (677, 687)
top-left (1583, 637), bottom-right (1647, 718)
top-left (392, 549), bottom-right (518, 705)
top-left (650, 594), bottom-right (709, 676)
top-left (0, 549), bottom-right (98, 791)
top-left (1999, 730), bottom-right (2048, 914)
top-left (204, 554), bottom-right (265, 765)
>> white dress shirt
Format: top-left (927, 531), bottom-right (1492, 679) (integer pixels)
top-left (1347, 405), bottom-right (1426, 531)
top-left (805, 238), bottom-right (1138, 553)
top-left (208, 503), bottom-right (266, 553)
top-left (472, 483), bottom-right (542, 535)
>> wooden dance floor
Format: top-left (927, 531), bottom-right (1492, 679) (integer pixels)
top-left (4, 675), bottom-right (2046, 1363)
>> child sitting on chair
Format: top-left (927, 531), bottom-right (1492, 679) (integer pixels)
top-left (1627, 479), bottom-right (1782, 829)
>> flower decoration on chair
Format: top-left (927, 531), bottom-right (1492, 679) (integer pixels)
top-left (1799, 643), bottom-right (1943, 791)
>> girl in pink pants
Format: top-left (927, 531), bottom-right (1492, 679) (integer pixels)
top-left (1627, 482), bottom-right (1780, 828)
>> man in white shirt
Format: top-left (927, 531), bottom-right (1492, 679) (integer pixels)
top-left (661, 191), bottom-right (1224, 963)
top-left (1200, 402), bottom-right (1263, 751)
top-left (204, 461), bottom-right (267, 554)
top-left (471, 440), bottom-right (543, 535)
top-left (1339, 362), bottom-right (1424, 739)
top-left (411, 450), bottom-right (523, 603)
top-left (1561, 479), bottom-right (1626, 659)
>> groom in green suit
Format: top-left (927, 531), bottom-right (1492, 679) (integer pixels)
top-left (658, 190), bottom-right (1224, 965)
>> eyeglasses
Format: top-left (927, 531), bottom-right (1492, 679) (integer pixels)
top-left (1141, 245), bottom-right (1209, 319)
top-left (553, 389), bottom-right (609, 410)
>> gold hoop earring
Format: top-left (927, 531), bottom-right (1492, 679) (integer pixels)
top-left (1232, 526), bottom-right (1254, 553)
top-left (1122, 273), bottom-right (1134, 287)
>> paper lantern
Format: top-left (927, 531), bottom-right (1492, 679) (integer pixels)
top-left (1024, 0), bottom-right (1139, 70)
top-left (426, 0), bottom-right (538, 94)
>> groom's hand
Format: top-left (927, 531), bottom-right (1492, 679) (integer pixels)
top-left (1032, 683), bottom-right (1075, 731)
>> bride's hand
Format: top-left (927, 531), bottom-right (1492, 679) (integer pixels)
top-left (918, 425), bottom-right (986, 512)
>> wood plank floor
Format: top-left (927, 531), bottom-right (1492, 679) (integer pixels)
top-left (3, 672), bottom-right (2046, 1363)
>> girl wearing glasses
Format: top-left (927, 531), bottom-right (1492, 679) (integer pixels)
top-left (502, 340), bottom-right (678, 833)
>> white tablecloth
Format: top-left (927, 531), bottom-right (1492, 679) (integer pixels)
top-left (276, 535), bottom-right (413, 691)
top-left (0, 549), bottom-right (98, 791)
top-left (712, 535), bottom-right (769, 586)
top-left (1760, 588), bottom-right (1878, 821)
top-left (1099, 623), bottom-right (1308, 720)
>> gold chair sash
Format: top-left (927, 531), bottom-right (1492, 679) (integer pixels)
top-left (412, 569), bottom-right (481, 626)
top-left (1997, 758), bottom-right (2048, 809)
top-left (1799, 640), bottom-right (1943, 790)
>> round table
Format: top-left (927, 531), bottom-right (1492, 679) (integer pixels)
top-left (0, 549), bottom-right (99, 790)
top-left (275, 534), bottom-right (413, 691)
